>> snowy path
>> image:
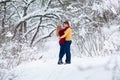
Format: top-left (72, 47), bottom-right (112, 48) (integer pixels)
top-left (10, 56), bottom-right (117, 80)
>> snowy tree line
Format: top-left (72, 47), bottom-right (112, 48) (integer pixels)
top-left (0, 0), bottom-right (120, 80)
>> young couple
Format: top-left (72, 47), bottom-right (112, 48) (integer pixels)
top-left (56, 21), bottom-right (72, 65)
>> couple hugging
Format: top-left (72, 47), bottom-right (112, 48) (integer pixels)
top-left (56, 21), bottom-right (72, 65)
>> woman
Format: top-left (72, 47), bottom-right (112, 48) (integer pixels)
top-left (60, 21), bottom-right (72, 64)
top-left (56, 25), bottom-right (66, 64)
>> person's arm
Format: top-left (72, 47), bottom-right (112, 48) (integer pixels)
top-left (60, 28), bottom-right (70, 38)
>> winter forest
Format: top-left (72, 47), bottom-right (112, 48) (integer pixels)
top-left (0, 0), bottom-right (120, 80)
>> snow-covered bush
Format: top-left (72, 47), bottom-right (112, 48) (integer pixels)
top-left (0, 41), bottom-right (43, 69)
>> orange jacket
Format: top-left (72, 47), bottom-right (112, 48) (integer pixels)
top-left (60, 27), bottom-right (72, 41)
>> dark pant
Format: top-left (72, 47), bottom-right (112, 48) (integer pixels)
top-left (59, 44), bottom-right (65, 61)
top-left (59, 41), bottom-right (72, 63)
top-left (65, 41), bottom-right (72, 63)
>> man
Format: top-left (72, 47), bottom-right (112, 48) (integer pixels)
top-left (60, 21), bottom-right (72, 64)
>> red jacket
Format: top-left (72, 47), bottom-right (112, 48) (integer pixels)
top-left (58, 29), bottom-right (65, 44)
top-left (58, 27), bottom-right (69, 44)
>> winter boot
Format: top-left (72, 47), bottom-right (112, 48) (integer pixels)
top-left (58, 60), bottom-right (63, 65)
top-left (65, 60), bottom-right (71, 64)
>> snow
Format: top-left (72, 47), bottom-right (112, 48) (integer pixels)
top-left (0, 0), bottom-right (5, 2)
top-left (102, 25), bottom-right (120, 52)
top-left (92, 0), bottom-right (119, 15)
top-left (33, 29), bottom-right (56, 46)
top-left (2, 24), bottom-right (120, 80)
top-left (1, 0), bottom-right (120, 80)
top-left (6, 31), bottom-right (13, 37)
top-left (15, 8), bottom-right (62, 27)
top-left (8, 55), bottom-right (120, 80)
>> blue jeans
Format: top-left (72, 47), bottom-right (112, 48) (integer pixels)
top-left (65, 41), bottom-right (72, 63)
top-left (59, 44), bottom-right (65, 61)
top-left (59, 41), bottom-right (72, 63)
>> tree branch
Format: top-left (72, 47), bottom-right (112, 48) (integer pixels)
top-left (11, 3), bottom-right (21, 18)
top-left (33, 29), bottom-right (56, 46)
top-left (12, 14), bottom-right (43, 39)
top-left (12, 10), bottom-right (61, 39)
top-left (58, 0), bottom-right (64, 5)
top-left (0, 0), bottom-right (11, 4)
top-left (44, 0), bottom-right (53, 11)
top-left (30, 17), bottom-right (42, 46)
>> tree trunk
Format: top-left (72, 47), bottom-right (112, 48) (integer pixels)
top-left (0, 2), bottom-right (6, 45)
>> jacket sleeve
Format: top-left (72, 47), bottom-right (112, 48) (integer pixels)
top-left (60, 28), bottom-right (70, 38)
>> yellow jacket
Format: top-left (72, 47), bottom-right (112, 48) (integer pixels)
top-left (60, 28), bottom-right (72, 41)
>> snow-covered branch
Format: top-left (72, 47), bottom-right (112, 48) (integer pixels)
top-left (33, 29), bottom-right (56, 46)
top-left (0, 0), bottom-right (11, 4)
top-left (12, 9), bottom-right (63, 39)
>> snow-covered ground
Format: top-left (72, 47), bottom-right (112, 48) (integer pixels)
top-left (8, 55), bottom-right (120, 80)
